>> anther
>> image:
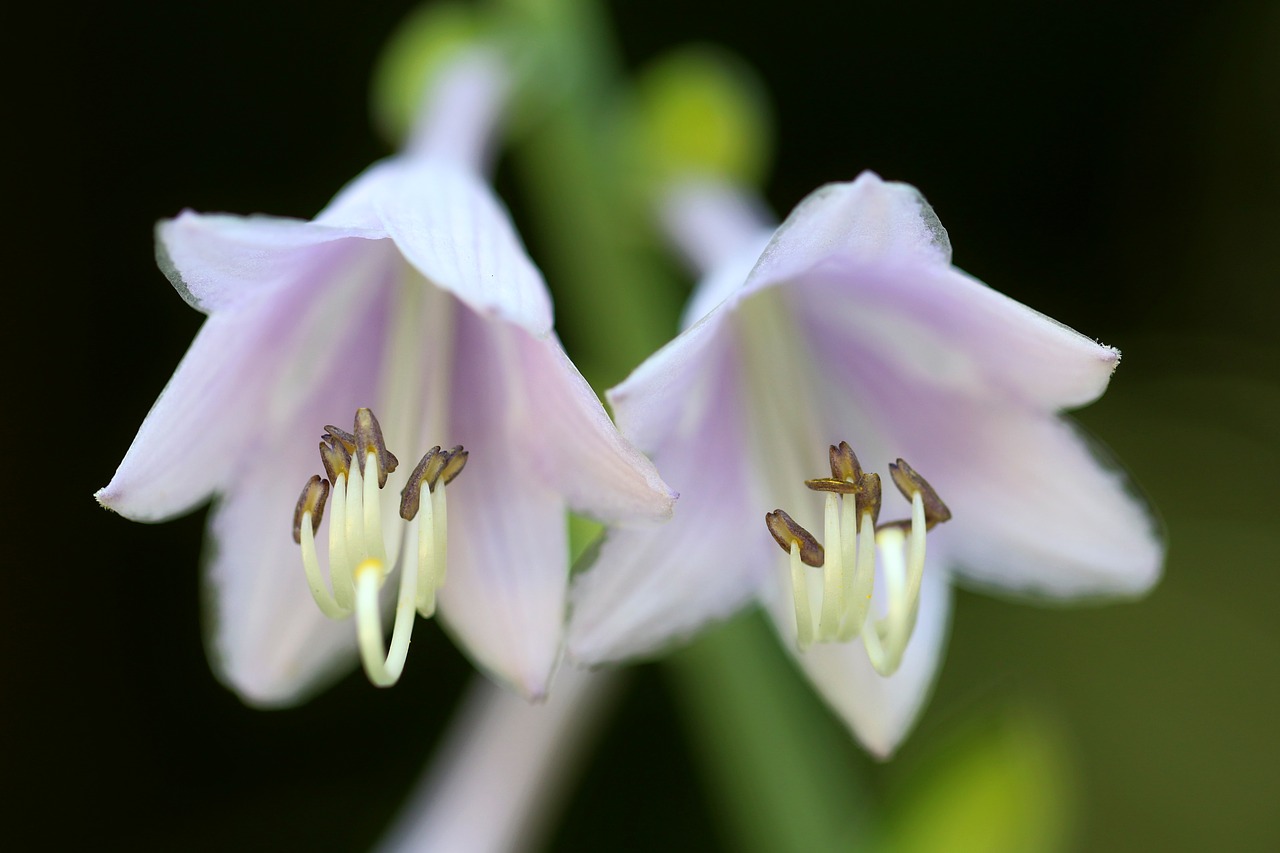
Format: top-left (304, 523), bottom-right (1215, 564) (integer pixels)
top-left (830, 440), bottom-right (863, 482)
top-left (319, 433), bottom-right (352, 484)
top-left (438, 445), bottom-right (468, 487)
top-left (323, 424), bottom-right (357, 453)
top-left (400, 446), bottom-right (440, 521)
top-left (765, 509), bottom-right (824, 566)
top-left (888, 459), bottom-right (951, 529)
top-left (292, 475), bottom-right (329, 544)
top-left (354, 407), bottom-right (399, 488)
top-left (400, 445), bottom-right (469, 519)
top-left (859, 471), bottom-right (882, 530)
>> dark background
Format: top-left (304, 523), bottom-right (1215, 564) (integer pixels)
top-left (11, 0), bottom-right (1278, 849)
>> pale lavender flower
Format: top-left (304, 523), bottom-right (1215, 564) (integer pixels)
top-left (96, 55), bottom-right (674, 706)
top-left (568, 174), bottom-right (1163, 756)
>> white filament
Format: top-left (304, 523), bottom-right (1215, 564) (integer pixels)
top-left (786, 490), bottom-right (929, 678)
top-left (789, 541), bottom-right (813, 650)
top-left (355, 555), bottom-right (418, 687)
top-left (818, 493), bottom-right (844, 641)
top-left (415, 484), bottom-right (450, 618)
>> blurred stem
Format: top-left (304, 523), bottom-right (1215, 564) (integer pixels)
top-left (667, 612), bottom-right (876, 853)
top-left (499, 0), bottom-right (682, 388)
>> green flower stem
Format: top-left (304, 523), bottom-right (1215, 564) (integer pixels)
top-left (667, 612), bottom-right (876, 853)
top-left (497, 0), bottom-right (683, 388)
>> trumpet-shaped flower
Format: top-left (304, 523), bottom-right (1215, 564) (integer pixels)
top-left (96, 55), bottom-right (674, 706)
top-left (568, 174), bottom-right (1163, 756)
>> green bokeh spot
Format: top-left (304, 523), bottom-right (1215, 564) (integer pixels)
top-left (883, 704), bottom-right (1074, 853)
top-left (370, 2), bottom-right (487, 147)
top-left (626, 45), bottom-right (773, 190)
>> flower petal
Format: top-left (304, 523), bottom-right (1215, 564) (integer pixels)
top-left (769, 565), bottom-right (952, 758)
top-left (799, 292), bottom-right (1162, 598)
top-left (504, 328), bottom-right (676, 524)
top-left (939, 409), bottom-right (1163, 598)
top-left (793, 256), bottom-right (1122, 414)
top-left (747, 171), bottom-right (952, 290)
top-left (201, 274), bottom-right (394, 705)
top-left (156, 210), bottom-right (381, 314)
top-left (364, 159), bottom-right (555, 336)
top-left (202, 437), bottom-right (357, 707)
top-left (436, 310), bottom-right (572, 698)
top-left (569, 326), bottom-right (767, 664)
top-left (97, 240), bottom-right (394, 522)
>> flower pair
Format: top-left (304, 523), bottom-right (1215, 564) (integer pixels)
top-left (98, 57), bottom-right (1162, 757)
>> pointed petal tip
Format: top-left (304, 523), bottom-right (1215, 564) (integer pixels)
top-left (490, 659), bottom-right (555, 704)
top-left (93, 486), bottom-right (114, 511)
top-left (861, 732), bottom-right (900, 763)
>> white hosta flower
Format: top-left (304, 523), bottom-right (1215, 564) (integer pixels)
top-left (568, 174), bottom-right (1163, 756)
top-left (96, 55), bottom-right (674, 706)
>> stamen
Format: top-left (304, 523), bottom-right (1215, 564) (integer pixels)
top-left (345, 448), bottom-right (366, 562)
top-left (354, 555), bottom-right (418, 687)
top-left (432, 472), bottom-right (451, 589)
top-left (328, 472), bottom-right (354, 611)
top-left (319, 433), bottom-right (351, 484)
top-left (790, 540), bottom-right (813, 649)
top-left (354, 407), bottom-right (399, 488)
top-left (905, 490), bottom-right (926, 619)
top-left (818, 493), bottom-right (843, 641)
top-left (293, 408), bottom-right (469, 688)
top-left (839, 508), bottom-right (877, 641)
top-left (765, 509), bottom-right (824, 566)
top-left (768, 443), bottom-right (951, 674)
top-left (322, 425), bottom-right (357, 454)
top-left (400, 445), bottom-right (468, 617)
top-left (295, 476), bottom-right (349, 619)
top-left (766, 509), bottom-right (823, 649)
top-left (889, 458), bottom-right (951, 529)
top-left (292, 475), bottom-right (329, 545)
top-left (871, 525), bottom-right (909, 675)
top-left (830, 440), bottom-right (863, 482)
top-left (362, 450), bottom-right (387, 564)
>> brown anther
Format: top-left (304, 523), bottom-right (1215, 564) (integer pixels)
top-left (292, 475), bottom-right (330, 544)
top-left (399, 447), bottom-right (438, 520)
top-left (399, 444), bottom-right (468, 520)
top-left (805, 477), bottom-right (860, 495)
top-left (322, 425), bottom-right (356, 453)
top-left (765, 510), bottom-right (825, 567)
top-left (829, 441), bottom-right (863, 483)
top-left (318, 433), bottom-right (352, 483)
top-left (353, 408), bottom-right (400, 488)
top-left (887, 459), bottom-right (951, 529)
top-left (859, 472), bottom-right (882, 529)
top-left (438, 445), bottom-right (468, 487)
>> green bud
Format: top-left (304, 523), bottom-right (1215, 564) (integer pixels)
top-left (625, 45), bottom-right (773, 191)
top-left (371, 2), bottom-right (488, 146)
